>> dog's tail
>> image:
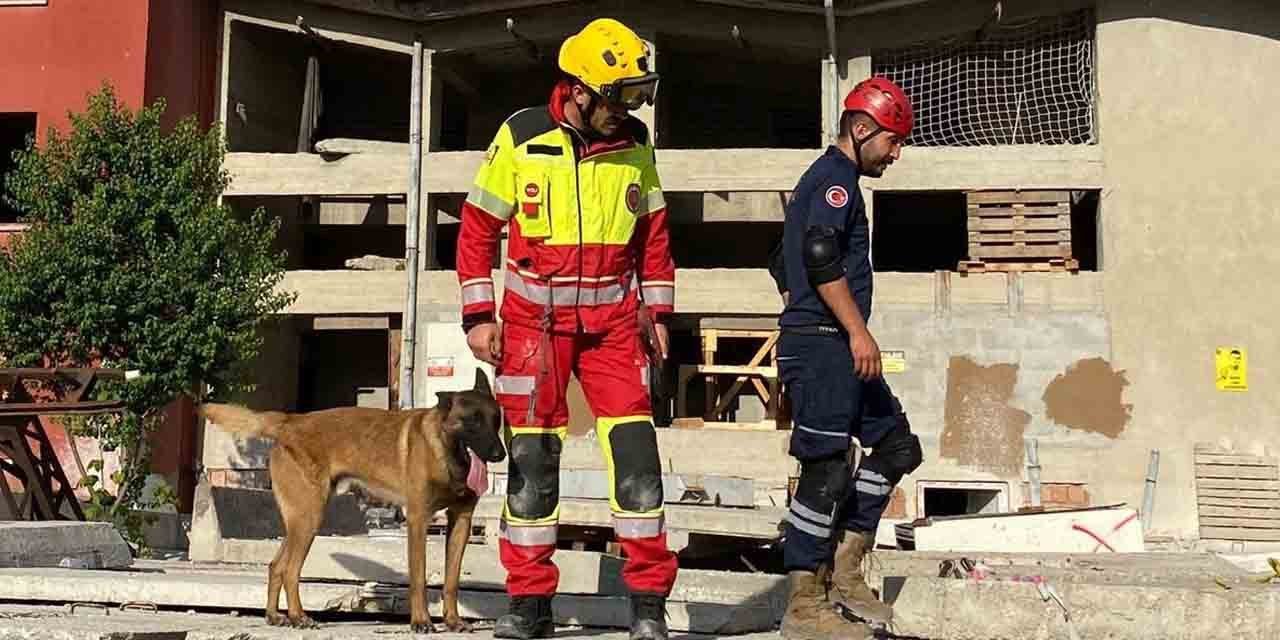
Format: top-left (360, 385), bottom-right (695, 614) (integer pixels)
top-left (199, 403), bottom-right (288, 439)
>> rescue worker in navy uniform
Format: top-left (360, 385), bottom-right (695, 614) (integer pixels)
top-left (769, 77), bottom-right (925, 640)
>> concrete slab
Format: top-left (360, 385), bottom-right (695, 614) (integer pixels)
top-left (0, 568), bottom-right (776, 635)
top-left (173, 537), bottom-right (786, 605)
top-left (0, 604), bottom-right (784, 640)
top-left (0, 522), bottom-right (132, 570)
top-left (907, 505), bottom-right (1145, 553)
top-left (887, 575), bottom-right (1280, 640)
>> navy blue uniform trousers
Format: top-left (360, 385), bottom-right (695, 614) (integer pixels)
top-left (778, 330), bottom-right (903, 571)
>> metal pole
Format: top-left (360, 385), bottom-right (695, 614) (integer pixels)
top-left (1142, 449), bottom-right (1160, 532)
top-left (400, 39), bottom-right (423, 410)
top-left (1025, 438), bottom-right (1041, 509)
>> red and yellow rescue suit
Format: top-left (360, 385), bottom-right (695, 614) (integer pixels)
top-left (456, 82), bottom-right (678, 598)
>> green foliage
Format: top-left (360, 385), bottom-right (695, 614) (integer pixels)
top-left (0, 83), bottom-right (294, 551)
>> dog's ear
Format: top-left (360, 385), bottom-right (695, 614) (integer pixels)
top-left (473, 368), bottom-right (492, 395)
top-left (436, 391), bottom-right (454, 413)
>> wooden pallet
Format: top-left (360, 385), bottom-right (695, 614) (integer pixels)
top-left (958, 258), bottom-right (1080, 273)
top-left (963, 190), bottom-right (1075, 271)
top-left (1194, 443), bottom-right (1280, 543)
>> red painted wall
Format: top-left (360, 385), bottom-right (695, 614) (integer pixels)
top-left (0, 1), bottom-right (218, 515)
top-left (0, 0), bottom-right (151, 144)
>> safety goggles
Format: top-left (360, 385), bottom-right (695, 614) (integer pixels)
top-left (599, 73), bottom-right (660, 110)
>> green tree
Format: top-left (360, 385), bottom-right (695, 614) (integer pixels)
top-left (0, 83), bottom-right (294, 550)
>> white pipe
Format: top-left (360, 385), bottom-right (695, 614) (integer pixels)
top-left (823, 0), bottom-right (840, 144)
top-left (400, 40), bottom-right (423, 410)
top-left (825, 0), bottom-right (837, 61)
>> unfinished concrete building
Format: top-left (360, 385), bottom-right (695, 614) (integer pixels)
top-left (201, 0), bottom-right (1280, 550)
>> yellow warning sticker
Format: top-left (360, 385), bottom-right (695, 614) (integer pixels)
top-left (1215, 347), bottom-right (1247, 392)
top-left (882, 350), bottom-right (906, 374)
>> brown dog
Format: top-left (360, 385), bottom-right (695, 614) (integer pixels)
top-left (200, 369), bottom-right (505, 633)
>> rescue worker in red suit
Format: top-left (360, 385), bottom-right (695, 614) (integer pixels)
top-left (455, 18), bottom-right (677, 640)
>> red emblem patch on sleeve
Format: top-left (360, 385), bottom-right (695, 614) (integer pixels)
top-left (626, 184), bottom-right (642, 213)
top-left (825, 185), bottom-right (849, 208)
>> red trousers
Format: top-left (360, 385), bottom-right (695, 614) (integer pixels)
top-left (493, 320), bottom-right (678, 597)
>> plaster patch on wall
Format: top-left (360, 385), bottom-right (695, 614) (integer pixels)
top-left (1042, 357), bottom-right (1132, 438)
top-left (941, 356), bottom-right (1030, 474)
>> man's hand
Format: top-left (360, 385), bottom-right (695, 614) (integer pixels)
top-left (850, 327), bottom-right (881, 381)
top-left (638, 309), bottom-right (669, 361)
top-left (466, 322), bottom-right (502, 365)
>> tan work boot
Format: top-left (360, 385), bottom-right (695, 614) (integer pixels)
top-left (830, 530), bottom-right (894, 625)
top-left (779, 567), bottom-right (874, 640)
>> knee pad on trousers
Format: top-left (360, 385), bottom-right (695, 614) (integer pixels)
top-left (606, 420), bottom-right (663, 513)
top-left (789, 455), bottom-right (851, 537)
top-left (506, 433), bottom-right (562, 521)
top-left (871, 415), bottom-right (923, 484)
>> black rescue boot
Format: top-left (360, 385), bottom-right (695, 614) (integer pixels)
top-left (494, 595), bottom-right (554, 639)
top-left (629, 593), bottom-right (669, 640)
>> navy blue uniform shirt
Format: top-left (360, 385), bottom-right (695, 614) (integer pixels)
top-left (776, 145), bottom-right (872, 328)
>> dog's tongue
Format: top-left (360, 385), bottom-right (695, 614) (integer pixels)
top-left (466, 449), bottom-right (489, 496)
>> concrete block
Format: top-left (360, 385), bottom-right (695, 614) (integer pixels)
top-left (190, 481), bottom-right (365, 562)
top-left (0, 522), bottom-right (131, 570)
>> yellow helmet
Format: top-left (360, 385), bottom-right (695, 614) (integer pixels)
top-left (558, 18), bottom-right (658, 110)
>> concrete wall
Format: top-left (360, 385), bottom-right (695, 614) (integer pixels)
top-left (1090, 0), bottom-right (1280, 537)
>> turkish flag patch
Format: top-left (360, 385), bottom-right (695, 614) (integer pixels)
top-left (825, 185), bottom-right (849, 208)
top-left (524, 183), bottom-right (540, 199)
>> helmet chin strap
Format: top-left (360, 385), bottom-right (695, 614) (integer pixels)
top-left (850, 124), bottom-right (884, 173)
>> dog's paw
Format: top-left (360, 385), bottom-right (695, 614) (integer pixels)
top-left (288, 615), bottom-right (319, 629)
top-left (410, 621), bottom-right (435, 634)
top-left (266, 612), bottom-right (287, 627)
top-left (444, 617), bottom-right (473, 633)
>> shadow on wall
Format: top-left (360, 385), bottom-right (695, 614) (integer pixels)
top-left (1101, 0), bottom-right (1280, 43)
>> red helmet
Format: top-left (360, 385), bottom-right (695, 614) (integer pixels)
top-left (843, 76), bottom-right (913, 139)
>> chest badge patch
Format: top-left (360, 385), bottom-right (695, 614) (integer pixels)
top-left (524, 183), bottom-right (541, 199)
top-left (825, 185), bottom-right (849, 208)
top-left (626, 183), bottom-right (642, 213)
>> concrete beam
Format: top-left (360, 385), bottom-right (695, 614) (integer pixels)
top-left (0, 567), bottom-right (777, 634)
top-left (227, 145), bottom-right (1104, 197)
top-left (226, 11), bottom-right (413, 54)
top-left (472, 497), bottom-right (785, 548)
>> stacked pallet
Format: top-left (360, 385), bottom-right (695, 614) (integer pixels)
top-left (1194, 444), bottom-right (1280, 543)
top-left (959, 189), bottom-right (1080, 273)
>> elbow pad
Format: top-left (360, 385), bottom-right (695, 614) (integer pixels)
top-left (804, 226), bottom-right (845, 285)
